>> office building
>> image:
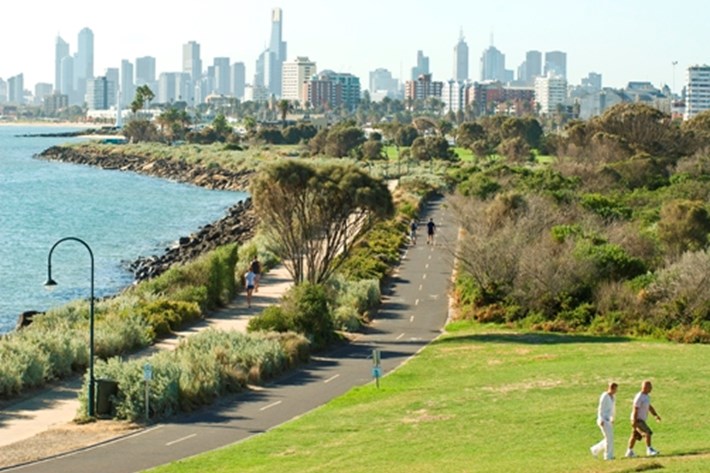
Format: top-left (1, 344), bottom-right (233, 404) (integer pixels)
top-left (304, 74), bottom-right (341, 110)
top-left (54, 36), bottom-right (70, 92)
top-left (158, 72), bottom-right (191, 104)
top-left (74, 27), bottom-right (94, 104)
top-left (255, 8), bottom-right (287, 97)
top-left (34, 83), bottom-right (53, 105)
top-left (442, 80), bottom-right (471, 113)
top-left (517, 50), bottom-right (542, 85)
top-left (7, 74), bottom-right (24, 105)
top-left (480, 45), bottom-right (507, 82)
top-left (453, 32), bottom-right (469, 82)
top-left (212, 57), bottom-right (231, 95)
top-left (86, 76), bottom-right (115, 110)
top-left (685, 65), bottom-right (710, 120)
top-left (183, 41), bottom-right (202, 83)
top-left (120, 60), bottom-right (135, 107)
top-left (136, 56), bottom-right (156, 86)
top-left (43, 92), bottom-right (69, 114)
top-left (544, 51), bottom-right (567, 79)
top-left (581, 72), bottom-right (602, 91)
top-left (231, 62), bottom-right (246, 99)
top-left (0, 78), bottom-right (7, 103)
top-left (282, 57), bottom-right (317, 104)
top-left (411, 50), bottom-right (430, 81)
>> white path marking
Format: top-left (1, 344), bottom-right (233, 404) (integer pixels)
top-left (260, 400), bottom-right (283, 411)
top-left (324, 374), bottom-right (340, 384)
top-left (166, 434), bottom-right (196, 447)
top-left (396, 333), bottom-right (405, 340)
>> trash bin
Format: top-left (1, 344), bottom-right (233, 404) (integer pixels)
top-left (95, 379), bottom-right (118, 417)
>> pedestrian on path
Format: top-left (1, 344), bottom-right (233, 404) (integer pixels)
top-left (245, 268), bottom-right (256, 308)
top-left (426, 218), bottom-right (436, 245)
top-left (410, 219), bottom-right (418, 245)
top-left (591, 382), bottom-right (617, 460)
top-left (250, 256), bottom-right (262, 292)
top-left (626, 380), bottom-right (661, 458)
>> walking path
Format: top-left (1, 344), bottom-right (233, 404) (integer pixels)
top-left (0, 264), bottom-right (293, 456)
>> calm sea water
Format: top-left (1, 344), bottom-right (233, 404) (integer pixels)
top-left (0, 126), bottom-right (246, 333)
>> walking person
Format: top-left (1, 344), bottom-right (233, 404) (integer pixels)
top-left (426, 217), bottom-right (436, 245)
top-left (590, 382), bottom-right (618, 460)
top-left (409, 219), bottom-right (418, 245)
top-left (626, 380), bottom-right (661, 458)
top-left (244, 268), bottom-right (256, 308)
top-left (250, 256), bottom-right (262, 292)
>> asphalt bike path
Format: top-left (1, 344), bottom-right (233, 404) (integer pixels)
top-left (5, 196), bottom-right (456, 473)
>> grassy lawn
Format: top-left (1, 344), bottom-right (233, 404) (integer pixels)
top-left (149, 322), bottom-right (710, 473)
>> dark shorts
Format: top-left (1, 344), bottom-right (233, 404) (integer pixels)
top-left (247, 284), bottom-right (255, 290)
top-left (632, 420), bottom-right (653, 440)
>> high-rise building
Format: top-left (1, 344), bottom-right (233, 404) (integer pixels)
top-left (282, 57), bottom-right (317, 104)
top-left (480, 46), bottom-right (507, 82)
top-left (320, 70), bottom-right (360, 111)
top-left (136, 56), bottom-right (156, 86)
top-left (158, 72), bottom-right (191, 104)
top-left (442, 80), bottom-right (471, 113)
top-left (304, 74), bottom-right (341, 110)
top-left (453, 32), bottom-right (469, 82)
top-left (74, 27), bottom-right (94, 104)
top-left (230, 62), bottom-right (246, 99)
top-left (517, 50), bottom-right (542, 85)
top-left (213, 57), bottom-right (231, 95)
top-left (534, 74), bottom-right (567, 114)
top-left (34, 83), bottom-right (53, 106)
top-left (685, 65), bottom-right (710, 120)
top-left (411, 50), bottom-right (430, 81)
top-left (54, 36), bottom-right (69, 93)
top-left (0, 78), bottom-right (7, 103)
top-left (7, 74), bottom-right (24, 105)
top-left (254, 8), bottom-right (287, 97)
top-left (544, 51), bottom-right (567, 79)
top-left (104, 68), bottom-right (119, 108)
top-left (183, 41), bottom-right (202, 84)
top-left (59, 56), bottom-right (74, 98)
top-left (86, 76), bottom-right (115, 110)
top-left (369, 68), bottom-right (399, 98)
top-left (405, 73), bottom-right (443, 102)
top-left (581, 72), bottom-right (602, 91)
top-left (120, 60), bottom-right (135, 107)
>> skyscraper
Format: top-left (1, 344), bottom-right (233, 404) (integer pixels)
top-left (544, 51), bottom-right (567, 79)
top-left (231, 62), bottom-right (246, 99)
top-left (54, 36), bottom-right (69, 93)
top-left (685, 65), bottom-right (710, 120)
top-left (183, 41), bottom-right (202, 84)
top-left (74, 27), bottom-right (94, 104)
top-left (453, 31), bottom-right (469, 82)
top-left (120, 60), bottom-right (135, 107)
top-left (212, 57), bottom-right (231, 95)
top-left (480, 46), bottom-right (506, 82)
top-left (255, 8), bottom-right (287, 97)
top-left (518, 50), bottom-right (542, 85)
top-left (282, 56), bottom-right (317, 104)
top-left (7, 74), bottom-right (24, 105)
top-left (411, 50), bottom-right (430, 81)
top-left (135, 56), bottom-right (156, 86)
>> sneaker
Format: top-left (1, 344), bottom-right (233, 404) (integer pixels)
top-left (590, 447), bottom-right (598, 457)
top-left (647, 447), bottom-right (660, 456)
top-left (625, 450), bottom-right (636, 458)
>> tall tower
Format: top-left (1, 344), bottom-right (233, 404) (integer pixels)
top-left (74, 27), bottom-right (94, 104)
top-left (183, 41), bottom-right (202, 83)
top-left (54, 35), bottom-right (69, 93)
top-left (411, 50), bottom-right (430, 80)
top-left (267, 7), bottom-right (287, 96)
top-left (544, 51), bottom-right (567, 79)
top-left (453, 30), bottom-right (469, 82)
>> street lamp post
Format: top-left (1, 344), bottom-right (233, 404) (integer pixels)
top-left (45, 237), bottom-right (96, 417)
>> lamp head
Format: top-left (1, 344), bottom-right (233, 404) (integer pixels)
top-left (44, 277), bottom-right (58, 289)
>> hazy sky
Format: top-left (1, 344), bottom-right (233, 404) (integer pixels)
top-left (2, 0), bottom-right (707, 93)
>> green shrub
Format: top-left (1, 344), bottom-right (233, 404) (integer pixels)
top-left (580, 193), bottom-right (633, 221)
top-left (283, 283), bottom-right (335, 349)
top-left (574, 241), bottom-right (647, 281)
top-left (139, 299), bottom-right (202, 337)
top-left (247, 306), bottom-right (292, 333)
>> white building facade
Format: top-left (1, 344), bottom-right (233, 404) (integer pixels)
top-left (685, 65), bottom-right (710, 120)
top-left (281, 56), bottom-right (317, 104)
top-left (534, 74), bottom-right (567, 115)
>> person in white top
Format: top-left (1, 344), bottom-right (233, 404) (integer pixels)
top-left (590, 382), bottom-right (618, 460)
top-left (245, 269), bottom-right (256, 308)
top-left (626, 380), bottom-right (661, 458)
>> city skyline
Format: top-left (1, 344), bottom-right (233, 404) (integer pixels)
top-left (1, 0), bottom-right (708, 94)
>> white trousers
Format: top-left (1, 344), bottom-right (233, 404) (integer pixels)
top-left (591, 420), bottom-right (614, 459)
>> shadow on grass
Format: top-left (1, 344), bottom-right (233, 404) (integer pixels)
top-left (434, 331), bottom-right (632, 346)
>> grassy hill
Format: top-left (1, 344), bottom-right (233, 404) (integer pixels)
top-left (149, 322), bottom-right (710, 472)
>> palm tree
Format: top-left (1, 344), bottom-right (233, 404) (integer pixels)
top-left (277, 99), bottom-right (291, 128)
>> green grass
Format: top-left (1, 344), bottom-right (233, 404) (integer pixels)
top-left (149, 323), bottom-right (710, 473)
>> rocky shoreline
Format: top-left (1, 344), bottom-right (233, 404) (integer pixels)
top-left (37, 145), bottom-right (257, 282)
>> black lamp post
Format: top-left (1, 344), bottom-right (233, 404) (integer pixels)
top-left (45, 237), bottom-right (96, 417)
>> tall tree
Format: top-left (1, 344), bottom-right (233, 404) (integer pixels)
top-left (251, 161), bottom-right (394, 284)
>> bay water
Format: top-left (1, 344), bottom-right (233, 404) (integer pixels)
top-left (0, 125), bottom-right (247, 333)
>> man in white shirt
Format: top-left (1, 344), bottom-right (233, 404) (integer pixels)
top-left (591, 382), bottom-right (617, 460)
top-left (626, 380), bottom-right (661, 457)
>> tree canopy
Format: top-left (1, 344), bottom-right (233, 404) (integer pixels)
top-left (251, 160), bottom-right (394, 284)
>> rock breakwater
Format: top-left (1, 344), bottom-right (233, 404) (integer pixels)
top-left (38, 145), bottom-right (257, 281)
